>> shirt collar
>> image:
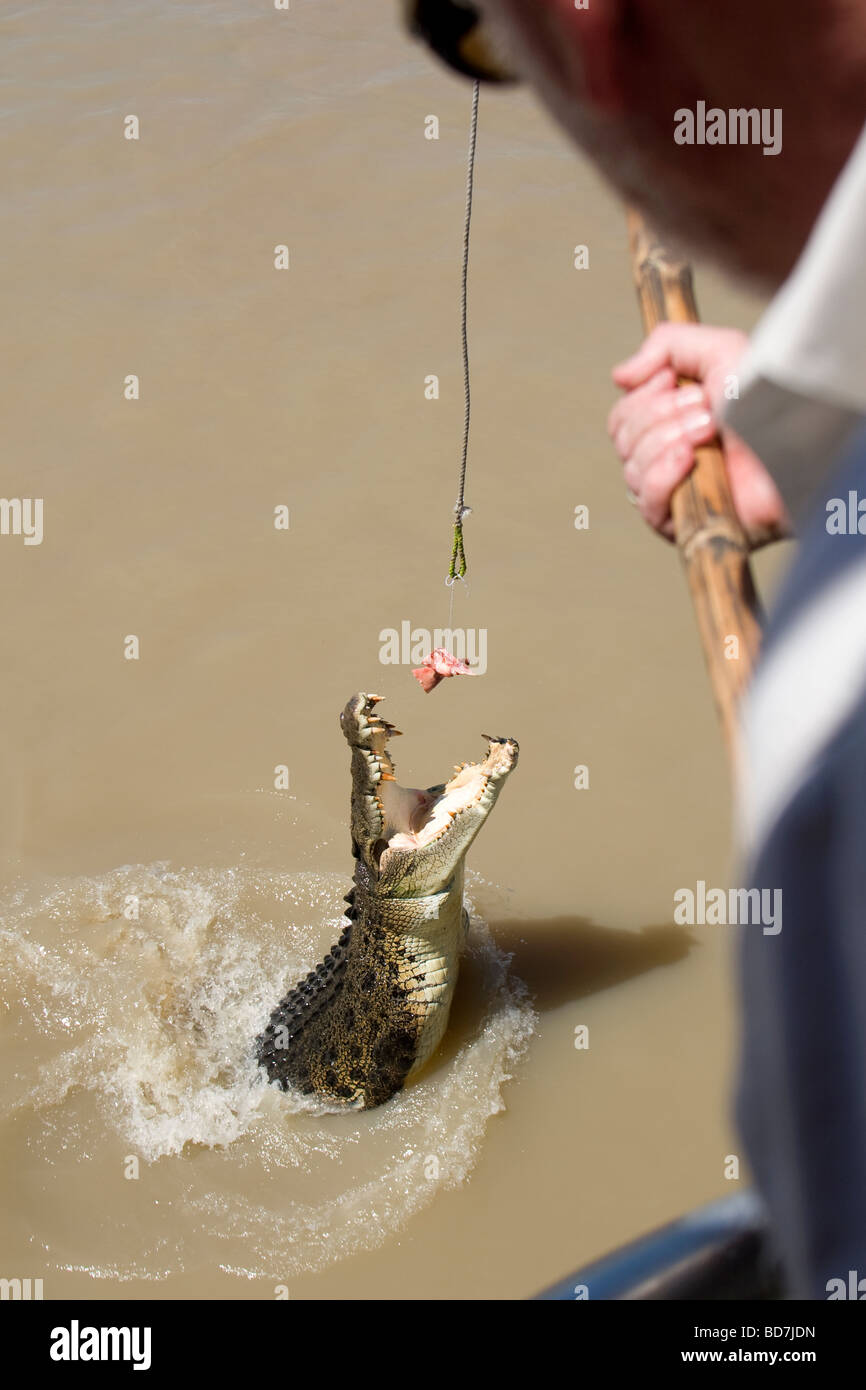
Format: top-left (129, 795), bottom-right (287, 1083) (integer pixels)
top-left (725, 122), bottom-right (866, 521)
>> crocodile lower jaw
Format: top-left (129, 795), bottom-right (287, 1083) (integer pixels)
top-left (382, 737), bottom-right (515, 853)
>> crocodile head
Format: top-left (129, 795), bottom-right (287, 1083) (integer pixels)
top-left (340, 691), bottom-right (518, 897)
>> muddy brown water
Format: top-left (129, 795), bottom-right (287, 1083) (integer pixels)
top-left (0, 0), bottom-right (787, 1299)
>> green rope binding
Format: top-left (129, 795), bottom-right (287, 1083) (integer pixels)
top-left (449, 513), bottom-right (467, 581)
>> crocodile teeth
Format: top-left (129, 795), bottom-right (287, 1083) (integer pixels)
top-left (365, 719), bottom-right (402, 739)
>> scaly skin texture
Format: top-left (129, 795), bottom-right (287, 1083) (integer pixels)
top-left (256, 691), bottom-right (518, 1109)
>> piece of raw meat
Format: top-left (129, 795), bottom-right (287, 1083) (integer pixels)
top-left (412, 648), bottom-right (479, 693)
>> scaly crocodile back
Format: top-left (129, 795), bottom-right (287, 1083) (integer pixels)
top-left (256, 874), bottom-right (429, 1110)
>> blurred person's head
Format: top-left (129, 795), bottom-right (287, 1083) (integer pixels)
top-left (409, 1), bottom-right (866, 287)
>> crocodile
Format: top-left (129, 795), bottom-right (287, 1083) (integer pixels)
top-left (256, 691), bottom-right (518, 1110)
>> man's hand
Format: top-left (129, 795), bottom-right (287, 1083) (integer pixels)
top-left (608, 324), bottom-right (791, 547)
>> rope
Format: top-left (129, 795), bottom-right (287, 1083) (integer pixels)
top-left (447, 79), bottom-right (480, 590)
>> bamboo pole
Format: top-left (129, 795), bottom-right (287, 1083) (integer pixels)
top-left (626, 210), bottom-right (763, 756)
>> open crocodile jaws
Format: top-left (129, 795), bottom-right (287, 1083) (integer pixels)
top-left (256, 691), bottom-right (518, 1110)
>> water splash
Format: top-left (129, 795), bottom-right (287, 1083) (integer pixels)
top-left (0, 863), bottom-right (534, 1281)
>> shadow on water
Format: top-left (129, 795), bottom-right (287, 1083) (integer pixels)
top-left (432, 917), bottom-right (694, 1073)
top-left (490, 917), bottom-right (694, 1012)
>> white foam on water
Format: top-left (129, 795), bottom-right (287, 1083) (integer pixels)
top-left (0, 864), bottom-right (535, 1281)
